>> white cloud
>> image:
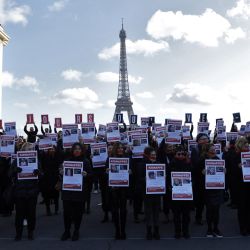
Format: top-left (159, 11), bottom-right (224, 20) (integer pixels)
top-left (2, 71), bottom-right (40, 92)
top-left (227, 0), bottom-right (250, 19)
top-left (96, 72), bottom-right (143, 84)
top-left (0, 0), bottom-right (31, 26)
top-left (98, 39), bottom-right (169, 60)
top-left (146, 9), bottom-right (246, 47)
top-left (131, 95), bottom-right (146, 112)
top-left (106, 99), bottom-right (116, 108)
top-left (50, 87), bottom-right (103, 110)
top-left (166, 83), bottom-right (214, 105)
top-left (61, 69), bottom-right (83, 81)
top-left (136, 91), bottom-right (154, 98)
top-left (13, 102), bottom-right (28, 108)
top-left (48, 0), bottom-right (68, 12)
top-left (2, 71), bottom-right (15, 87)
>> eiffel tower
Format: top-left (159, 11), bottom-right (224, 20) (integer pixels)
top-left (113, 21), bottom-right (134, 124)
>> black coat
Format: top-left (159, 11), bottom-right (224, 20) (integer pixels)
top-left (61, 156), bottom-right (93, 202)
top-left (39, 150), bottom-right (62, 196)
top-left (10, 159), bottom-right (40, 200)
top-left (24, 125), bottom-right (38, 143)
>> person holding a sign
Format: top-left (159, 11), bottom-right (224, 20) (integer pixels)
top-left (39, 146), bottom-right (62, 216)
top-left (200, 144), bottom-right (224, 238)
top-left (10, 143), bottom-right (40, 241)
top-left (106, 142), bottom-right (131, 240)
top-left (233, 137), bottom-right (250, 236)
top-left (41, 124), bottom-right (52, 137)
top-left (136, 147), bottom-right (162, 240)
top-left (169, 146), bottom-right (192, 239)
top-left (60, 143), bottom-right (92, 241)
top-left (191, 133), bottom-right (210, 225)
top-left (24, 123), bottom-right (38, 143)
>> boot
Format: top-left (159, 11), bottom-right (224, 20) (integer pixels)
top-left (153, 226), bottom-right (160, 240)
top-left (28, 230), bottom-right (34, 240)
top-left (72, 230), bottom-right (79, 241)
top-left (61, 230), bottom-right (71, 241)
top-left (14, 229), bottom-right (22, 241)
top-left (146, 226), bottom-right (153, 240)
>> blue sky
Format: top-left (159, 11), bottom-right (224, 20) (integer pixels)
top-left (1, 0), bottom-right (250, 133)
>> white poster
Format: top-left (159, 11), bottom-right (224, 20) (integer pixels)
top-left (38, 137), bottom-right (53, 150)
top-left (91, 142), bottom-right (108, 168)
top-left (141, 117), bottom-right (149, 128)
top-left (182, 125), bottom-right (191, 140)
top-left (146, 164), bottom-right (166, 194)
top-left (47, 133), bottom-right (58, 146)
top-left (106, 122), bottom-right (120, 142)
top-left (0, 135), bottom-right (15, 157)
top-left (171, 172), bottom-right (193, 200)
top-left (62, 124), bottom-right (79, 148)
top-left (81, 123), bottom-right (96, 144)
top-left (241, 152), bottom-right (250, 182)
top-left (214, 144), bottom-right (222, 159)
top-left (17, 151), bottom-right (38, 180)
top-left (63, 161), bottom-right (83, 191)
top-left (155, 126), bottom-right (166, 144)
top-left (131, 133), bottom-right (148, 158)
top-left (4, 122), bottom-right (17, 136)
top-left (167, 119), bottom-right (182, 132)
top-left (198, 122), bottom-right (210, 134)
top-left (205, 160), bottom-right (225, 189)
top-left (109, 158), bottom-right (129, 187)
top-left (97, 124), bottom-right (106, 138)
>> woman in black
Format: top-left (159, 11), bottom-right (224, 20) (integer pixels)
top-left (200, 144), bottom-right (224, 238)
top-left (170, 146), bottom-right (192, 239)
top-left (39, 146), bottom-right (62, 215)
top-left (10, 143), bottom-right (40, 241)
top-left (137, 147), bottom-right (161, 240)
top-left (106, 142), bottom-right (130, 240)
top-left (60, 143), bottom-right (93, 241)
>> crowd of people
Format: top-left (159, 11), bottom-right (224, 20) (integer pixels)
top-left (0, 120), bottom-right (250, 242)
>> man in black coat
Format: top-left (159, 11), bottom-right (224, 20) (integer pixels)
top-left (24, 123), bottom-right (38, 143)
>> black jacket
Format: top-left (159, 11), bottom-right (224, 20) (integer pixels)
top-left (24, 125), bottom-right (38, 143)
top-left (61, 156), bottom-right (93, 202)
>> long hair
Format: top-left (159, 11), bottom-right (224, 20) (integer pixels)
top-left (71, 142), bottom-right (85, 156)
top-left (235, 137), bottom-right (248, 152)
top-left (111, 142), bottom-right (124, 157)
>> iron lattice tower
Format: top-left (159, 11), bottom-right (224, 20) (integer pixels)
top-left (113, 22), bottom-right (134, 123)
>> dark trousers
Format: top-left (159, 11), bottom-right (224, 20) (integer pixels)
top-left (15, 196), bottom-right (37, 234)
top-left (111, 188), bottom-right (127, 234)
top-left (45, 196), bottom-right (59, 213)
top-left (172, 203), bottom-right (191, 234)
top-left (206, 204), bottom-right (220, 230)
top-left (144, 196), bottom-right (160, 227)
top-left (63, 200), bottom-right (84, 232)
top-left (237, 187), bottom-right (250, 233)
top-left (162, 192), bottom-right (171, 217)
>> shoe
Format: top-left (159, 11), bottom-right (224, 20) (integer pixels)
top-left (153, 227), bottom-right (160, 240)
top-left (61, 231), bottom-right (71, 241)
top-left (28, 231), bottom-right (34, 240)
top-left (120, 232), bottom-right (126, 240)
top-left (93, 190), bottom-right (98, 194)
top-left (206, 230), bottom-right (214, 238)
top-left (146, 227), bottom-right (153, 240)
top-left (240, 230), bottom-right (248, 237)
top-left (213, 229), bottom-right (223, 238)
top-left (72, 230), bottom-right (79, 241)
